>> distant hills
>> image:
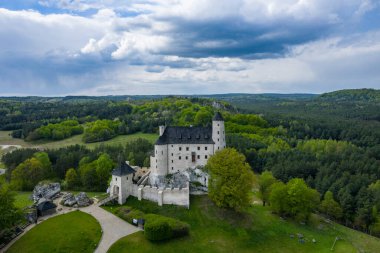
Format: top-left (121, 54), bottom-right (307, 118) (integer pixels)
top-left (0, 88), bottom-right (378, 103)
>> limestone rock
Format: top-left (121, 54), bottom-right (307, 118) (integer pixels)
top-left (75, 192), bottom-right (93, 207)
top-left (32, 182), bottom-right (61, 202)
top-left (62, 193), bottom-right (76, 206)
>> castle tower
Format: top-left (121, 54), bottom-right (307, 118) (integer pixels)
top-left (212, 112), bottom-right (226, 152)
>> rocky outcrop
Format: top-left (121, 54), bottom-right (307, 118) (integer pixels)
top-left (75, 192), bottom-right (93, 207)
top-left (61, 192), bottom-right (93, 207)
top-left (32, 182), bottom-right (61, 202)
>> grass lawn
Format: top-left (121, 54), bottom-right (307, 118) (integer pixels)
top-left (0, 131), bottom-right (158, 150)
top-left (6, 211), bottom-right (102, 253)
top-left (106, 196), bottom-right (380, 253)
top-left (13, 192), bottom-right (34, 209)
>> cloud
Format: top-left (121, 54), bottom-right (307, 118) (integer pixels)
top-left (0, 1), bottom-right (379, 95)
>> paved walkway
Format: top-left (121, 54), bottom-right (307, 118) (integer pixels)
top-left (82, 204), bottom-right (141, 253)
top-left (2, 196), bottom-right (140, 253)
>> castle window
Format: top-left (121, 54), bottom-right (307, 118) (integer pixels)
top-left (179, 147), bottom-right (182, 151)
top-left (179, 156), bottom-right (181, 160)
top-left (197, 146), bottom-right (200, 150)
top-left (115, 177), bottom-right (117, 181)
top-left (218, 124), bottom-right (219, 126)
top-left (172, 160), bottom-right (173, 163)
top-left (161, 151), bottom-right (163, 155)
top-left (127, 177), bottom-right (128, 180)
top-left (186, 156), bottom-right (188, 160)
top-left (186, 147), bottom-right (189, 151)
top-left (205, 147), bottom-right (208, 150)
top-left (197, 155), bottom-right (200, 159)
top-left (171, 145), bottom-right (173, 147)
top-left (156, 150), bottom-right (157, 154)
top-left (218, 147), bottom-right (219, 150)
top-left (218, 131), bottom-right (219, 134)
top-left (192, 152), bottom-right (196, 162)
top-left (218, 138), bottom-right (219, 142)
top-left (205, 155), bottom-right (208, 159)
top-left (171, 153), bottom-right (173, 156)
top-left (172, 167), bottom-right (174, 170)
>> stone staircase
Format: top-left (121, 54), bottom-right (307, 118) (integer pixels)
top-left (97, 194), bottom-right (118, 206)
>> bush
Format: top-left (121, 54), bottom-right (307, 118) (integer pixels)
top-left (116, 207), bottom-right (145, 224)
top-left (144, 214), bottom-right (189, 241)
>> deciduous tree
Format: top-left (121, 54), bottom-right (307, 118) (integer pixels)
top-left (207, 148), bottom-right (253, 212)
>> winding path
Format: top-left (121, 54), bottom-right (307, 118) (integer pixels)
top-left (82, 204), bottom-right (141, 253)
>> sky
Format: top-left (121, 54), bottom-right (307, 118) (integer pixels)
top-left (0, 0), bottom-right (380, 96)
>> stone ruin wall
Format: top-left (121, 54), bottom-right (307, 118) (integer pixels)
top-left (129, 182), bottom-right (190, 208)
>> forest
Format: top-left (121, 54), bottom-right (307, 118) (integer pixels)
top-left (0, 89), bottom-right (379, 236)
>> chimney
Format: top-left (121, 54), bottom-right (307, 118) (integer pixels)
top-left (159, 125), bottom-right (166, 136)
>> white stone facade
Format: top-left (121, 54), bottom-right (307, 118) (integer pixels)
top-left (150, 114), bottom-right (225, 182)
top-left (109, 113), bottom-right (225, 208)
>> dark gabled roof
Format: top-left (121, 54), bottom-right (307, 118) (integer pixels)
top-left (156, 126), bottom-right (214, 145)
top-left (213, 112), bottom-right (224, 121)
top-left (36, 199), bottom-right (56, 211)
top-left (112, 162), bottom-right (136, 176)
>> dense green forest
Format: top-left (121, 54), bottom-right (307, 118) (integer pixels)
top-left (0, 89), bottom-right (379, 236)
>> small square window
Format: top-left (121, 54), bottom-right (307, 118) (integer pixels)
top-left (205, 155), bottom-right (208, 159)
top-left (197, 155), bottom-right (200, 159)
top-left (186, 156), bottom-right (188, 160)
top-left (197, 146), bottom-right (200, 150)
top-left (171, 145), bottom-right (173, 147)
top-left (179, 147), bottom-right (182, 151)
top-left (205, 147), bottom-right (208, 150)
top-left (171, 153), bottom-right (173, 156)
top-left (186, 147), bottom-right (189, 151)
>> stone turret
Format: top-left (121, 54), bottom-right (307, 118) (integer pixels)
top-left (212, 112), bottom-right (225, 152)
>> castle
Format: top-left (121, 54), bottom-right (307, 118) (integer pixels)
top-left (109, 112), bottom-right (225, 207)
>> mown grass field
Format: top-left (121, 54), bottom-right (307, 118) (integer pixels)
top-left (6, 211), bottom-right (102, 253)
top-left (14, 192), bottom-right (34, 209)
top-left (0, 131), bottom-right (158, 150)
top-left (106, 196), bottom-right (380, 253)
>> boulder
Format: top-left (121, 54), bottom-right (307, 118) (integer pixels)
top-left (62, 193), bottom-right (76, 207)
top-left (75, 192), bottom-right (93, 207)
top-left (32, 183), bottom-right (61, 202)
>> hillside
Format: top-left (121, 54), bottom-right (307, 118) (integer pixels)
top-left (319, 89), bottom-right (380, 102)
top-left (106, 195), bottom-right (380, 253)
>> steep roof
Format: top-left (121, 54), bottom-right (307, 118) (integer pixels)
top-left (213, 112), bottom-right (224, 121)
top-left (156, 126), bottom-right (214, 145)
top-left (112, 161), bottom-right (136, 176)
top-left (36, 198), bottom-right (57, 211)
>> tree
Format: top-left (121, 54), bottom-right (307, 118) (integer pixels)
top-left (320, 191), bottom-right (343, 220)
top-left (270, 178), bottom-right (320, 221)
top-left (0, 183), bottom-right (21, 230)
top-left (11, 157), bottom-right (48, 190)
top-left (207, 148), bottom-right (253, 211)
top-left (95, 153), bottom-right (115, 190)
top-left (258, 171), bottom-right (277, 206)
top-left (65, 168), bottom-right (79, 189)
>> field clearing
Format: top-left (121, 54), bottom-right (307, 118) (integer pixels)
top-left (0, 131), bottom-right (158, 150)
top-left (106, 195), bottom-right (380, 253)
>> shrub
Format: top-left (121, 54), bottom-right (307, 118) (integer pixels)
top-left (144, 214), bottom-right (189, 241)
top-left (116, 207), bottom-right (145, 224)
